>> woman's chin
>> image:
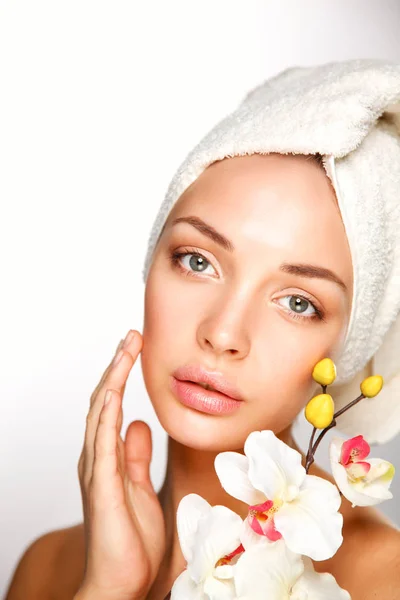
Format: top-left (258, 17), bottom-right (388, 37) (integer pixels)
top-left (154, 399), bottom-right (250, 451)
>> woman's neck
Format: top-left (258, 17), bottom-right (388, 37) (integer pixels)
top-left (156, 425), bottom-right (304, 586)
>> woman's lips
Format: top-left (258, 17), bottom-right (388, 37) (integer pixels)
top-left (170, 377), bottom-right (243, 415)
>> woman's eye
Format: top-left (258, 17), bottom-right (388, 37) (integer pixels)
top-left (169, 249), bottom-right (324, 322)
top-left (277, 295), bottom-right (323, 322)
top-left (169, 250), bottom-right (217, 277)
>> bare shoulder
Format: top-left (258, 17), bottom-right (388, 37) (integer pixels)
top-left (338, 510), bottom-right (400, 598)
top-left (5, 523), bottom-right (86, 600)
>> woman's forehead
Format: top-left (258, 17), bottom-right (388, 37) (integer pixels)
top-left (171, 153), bottom-right (343, 245)
top-left (179, 154), bottom-right (338, 211)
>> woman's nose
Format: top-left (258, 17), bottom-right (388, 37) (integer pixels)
top-left (196, 309), bottom-right (251, 360)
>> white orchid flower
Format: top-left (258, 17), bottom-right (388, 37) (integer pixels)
top-left (233, 539), bottom-right (303, 599)
top-left (330, 435), bottom-right (395, 507)
top-left (214, 430), bottom-right (343, 561)
top-left (233, 540), bottom-right (351, 600)
top-left (171, 493), bottom-right (244, 600)
top-left (293, 557), bottom-right (352, 600)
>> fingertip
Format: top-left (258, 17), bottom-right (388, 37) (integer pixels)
top-left (125, 420), bottom-right (153, 462)
top-left (126, 419), bottom-right (152, 439)
top-left (133, 329), bottom-right (143, 346)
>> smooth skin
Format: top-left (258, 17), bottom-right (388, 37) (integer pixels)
top-left (5, 153), bottom-right (400, 600)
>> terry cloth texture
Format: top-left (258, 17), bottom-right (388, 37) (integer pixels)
top-left (142, 59), bottom-right (400, 444)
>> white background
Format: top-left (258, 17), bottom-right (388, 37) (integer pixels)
top-left (2, 0), bottom-right (400, 595)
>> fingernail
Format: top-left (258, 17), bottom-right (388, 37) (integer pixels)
top-left (123, 330), bottom-right (135, 348)
top-left (113, 349), bottom-right (124, 366)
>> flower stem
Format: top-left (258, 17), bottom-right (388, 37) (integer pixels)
top-left (333, 393), bottom-right (365, 419)
top-left (305, 392), bottom-right (366, 473)
top-left (305, 426), bottom-right (317, 472)
top-left (309, 419), bottom-right (337, 460)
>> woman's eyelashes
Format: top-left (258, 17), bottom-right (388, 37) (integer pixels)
top-left (168, 248), bottom-right (326, 323)
top-left (169, 247), bottom-right (218, 277)
top-left (277, 296), bottom-right (325, 322)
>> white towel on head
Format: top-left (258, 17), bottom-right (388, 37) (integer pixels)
top-left (142, 58), bottom-right (400, 444)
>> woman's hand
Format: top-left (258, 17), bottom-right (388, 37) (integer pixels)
top-left (76, 330), bottom-right (166, 600)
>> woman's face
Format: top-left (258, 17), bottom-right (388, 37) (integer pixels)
top-left (141, 153), bottom-right (353, 451)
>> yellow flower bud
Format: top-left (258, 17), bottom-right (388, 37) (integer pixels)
top-left (360, 375), bottom-right (384, 398)
top-left (305, 393), bottom-right (335, 429)
top-left (312, 358), bottom-right (337, 386)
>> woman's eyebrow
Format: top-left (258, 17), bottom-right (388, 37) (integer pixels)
top-left (171, 215), bottom-right (234, 252)
top-left (279, 262), bottom-right (348, 293)
top-left (170, 215), bottom-right (348, 293)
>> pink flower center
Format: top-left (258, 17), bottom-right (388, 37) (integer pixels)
top-left (340, 434), bottom-right (371, 480)
top-left (248, 498), bottom-right (283, 541)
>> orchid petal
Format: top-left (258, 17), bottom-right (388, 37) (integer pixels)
top-left (263, 516), bottom-right (283, 541)
top-left (213, 565), bottom-right (235, 580)
top-left (244, 430), bottom-right (305, 500)
top-left (274, 474), bottom-right (343, 560)
top-left (340, 434), bottom-right (370, 465)
top-left (249, 514), bottom-right (264, 535)
top-left (252, 514), bottom-right (282, 541)
top-left (240, 516), bottom-right (272, 550)
top-left (249, 498), bottom-right (273, 512)
top-left (364, 458), bottom-right (395, 488)
top-left (176, 494), bottom-right (212, 564)
top-left (291, 561), bottom-right (351, 599)
top-left (214, 451), bottom-right (265, 506)
top-left (350, 478), bottom-right (393, 503)
top-left (301, 556), bottom-right (315, 571)
top-left (170, 568), bottom-right (206, 600)
top-left (203, 574), bottom-right (236, 600)
top-left (189, 505), bottom-right (243, 583)
top-left (345, 461), bottom-right (371, 480)
top-left (234, 540), bottom-right (304, 600)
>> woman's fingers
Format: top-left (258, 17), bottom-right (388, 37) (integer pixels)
top-left (89, 330), bottom-right (140, 408)
top-left (83, 350), bottom-right (132, 481)
top-left (83, 331), bottom-right (143, 481)
top-left (92, 389), bottom-right (125, 510)
top-left (89, 338), bottom-right (124, 409)
top-left (91, 333), bottom-right (142, 420)
top-left (78, 339), bottom-right (124, 483)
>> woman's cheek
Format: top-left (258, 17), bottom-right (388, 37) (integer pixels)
top-left (248, 333), bottom-right (334, 429)
top-left (142, 270), bottom-right (200, 377)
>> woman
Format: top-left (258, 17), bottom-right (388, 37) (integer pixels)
top-left (6, 59), bottom-right (400, 600)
